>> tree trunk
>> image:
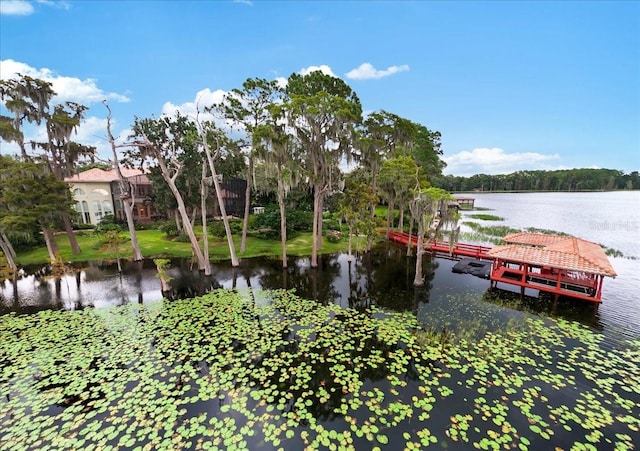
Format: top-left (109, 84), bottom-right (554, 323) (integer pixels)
top-left (277, 181), bottom-right (288, 268)
top-left (240, 156), bottom-right (253, 254)
top-left (370, 171), bottom-right (378, 219)
top-left (40, 223), bottom-right (58, 263)
top-left (203, 142), bottom-right (239, 267)
top-left (62, 212), bottom-right (81, 254)
top-left (0, 232), bottom-right (18, 272)
top-left (201, 164), bottom-right (211, 275)
top-left (406, 217), bottom-right (414, 256)
top-left (347, 224), bottom-right (354, 262)
top-left (316, 196), bottom-right (324, 251)
top-left (398, 206), bottom-right (405, 232)
top-left (385, 198), bottom-right (395, 239)
top-left (172, 184), bottom-right (208, 270)
top-left (154, 153), bottom-right (208, 271)
top-left (311, 185), bottom-right (322, 268)
top-left (124, 199), bottom-right (144, 261)
top-left (105, 104), bottom-right (144, 262)
top-left (413, 218), bottom-right (425, 286)
top-left (174, 210), bottom-right (182, 232)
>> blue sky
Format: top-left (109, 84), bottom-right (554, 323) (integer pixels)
top-left (1, 0), bottom-right (638, 177)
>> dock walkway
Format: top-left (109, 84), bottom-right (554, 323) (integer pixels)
top-left (387, 231), bottom-right (493, 260)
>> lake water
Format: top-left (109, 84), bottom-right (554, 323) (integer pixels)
top-left (460, 191), bottom-right (640, 342)
top-left (2, 191), bottom-right (639, 450)
top-left (1, 191), bottom-right (639, 344)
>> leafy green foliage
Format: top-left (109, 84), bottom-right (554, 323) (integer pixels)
top-left (156, 219), bottom-right (180, 238)
top-left (93, 214), bottom-right (123, 234)
top-left (253, 206), bottom-right (313, 237)
top-left (0, 289), bottom-right (638, 450)
top-left (208, 219), bottom-right (242, 238)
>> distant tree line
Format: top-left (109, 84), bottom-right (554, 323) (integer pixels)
top-left (434, 168), bottom-right (640, 192)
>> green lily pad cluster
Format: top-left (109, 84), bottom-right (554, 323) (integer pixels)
top-left (1, 289), bottom-right (638, 450)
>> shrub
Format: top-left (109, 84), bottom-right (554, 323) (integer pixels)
top-left (323, 217), bottom-right (342, 232)
top-left (157, 220), bottom-right (180, 238)
top-left (72, 223), bottom-right (94, 231)
top-left (253, 207), bottom-right (313, 238)
top-left (208, 219), bottom-right (242, 238)
top-left (325, 230), bottom-right (342, 243)
top-left (134, 221), bottom-right (154, 230)
top-left (94, 215), bottom-right (124, 234)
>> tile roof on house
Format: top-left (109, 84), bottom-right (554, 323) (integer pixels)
top-left (487, 233), bottom-right (617, 277)
top-left (64, 168), bottom-right (144, 183)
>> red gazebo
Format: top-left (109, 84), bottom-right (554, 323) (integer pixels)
top-left (487, 233), bottom-right (617, 303)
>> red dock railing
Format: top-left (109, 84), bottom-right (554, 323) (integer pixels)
top-left (387, 231), bottom-right (493, 259)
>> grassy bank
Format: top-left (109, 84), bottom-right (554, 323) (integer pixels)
top-left (13, 229), bottom-right (373, 267)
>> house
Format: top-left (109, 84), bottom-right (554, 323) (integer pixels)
top-left (66, 168), bottom-right (246, 225)
top-left (110, 173), bottom-right (157, 223)
top-left (64, 168), bottom-right (152, 225)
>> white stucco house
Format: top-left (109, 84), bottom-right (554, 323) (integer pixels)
top-left (64, 168), bottom-right (144, 225)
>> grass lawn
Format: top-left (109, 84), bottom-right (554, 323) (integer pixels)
top-left (14, 229), bottom-right (373, 267)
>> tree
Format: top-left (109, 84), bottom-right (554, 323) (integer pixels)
top-left (286, 70), bottom-right (362, 268)
top-left (409, 187), bottom-right (455, 286)
top-left (412, 124), bottom-right (445, 179)
top-left (221, 78), bottom-right (283, 254)
top-left (104, 101), bottom-right (143, 261)
top-left (378, 156), bottom-right (422, 238)
top-left (127, 114), bottom-right (210, 272)
top-left (253, 103), bottom-right (299, 268)
top-left (0, 75), bottom-right (91, 255)
top-left (100, 230), bottom-right (126, 272)
top-left (0, 155), bottom-right (74, 263)
top-left (198, 119), bottom-right (240, 268)
top-left (0, 74), bottom-right (54, 159)
top-left (338, 178), bottom-right (377, 261)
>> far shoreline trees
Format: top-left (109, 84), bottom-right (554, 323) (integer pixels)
top-left (435, 168), bottom-right (639, 192)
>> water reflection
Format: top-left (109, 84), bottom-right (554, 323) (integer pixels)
top-left (1, 243), bottom-right (632, 342)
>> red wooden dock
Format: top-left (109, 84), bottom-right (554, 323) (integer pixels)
top-left (386, 230), bottom-right (614, 303)
top-left (387, 231), bottom-right (493, 259)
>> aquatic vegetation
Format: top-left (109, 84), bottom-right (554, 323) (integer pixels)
top-left (465, 214), bottom-right (504, 221)
top-left (461, 223), bottom-right (627, 258)
top-left (1, 289), bottom-right (638, 450)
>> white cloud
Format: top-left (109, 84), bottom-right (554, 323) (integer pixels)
top-left (233, 0), bottom-right (253, 4)
top-left (161, 88), bottom-right (227, 120)
top-left (35, 0), bottom-right (70, 9)
top-left (299, 65), bottom-right (337, 78)
top-left (345, 63), bottom-right (409, 80)
top-left (0, 0), bottom-right (33, 15)
top-left (0, 59), bottom-right (130, 104)
top-left (0, 0), bottom-right (69, 15)
top-left (443, 147), bottom-right (561, 177)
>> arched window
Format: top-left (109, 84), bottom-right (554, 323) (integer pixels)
top-left (93, 200), bottom-right (103, 222)
top-left (73, 188), bottom-right (86, 196)
top-left (92, 188), bottom-right (109, 196)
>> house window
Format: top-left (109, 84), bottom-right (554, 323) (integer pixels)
top-left (92, 188), bottom-right (109, 196)
top-left (103, 200), bottom-right (113, 217)
top-left (93, 200), bottom-right (103, 222)
top-left (75, 201), bottom-right (91, 224)
top-left (73, 188), bottom-right (86, 196)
